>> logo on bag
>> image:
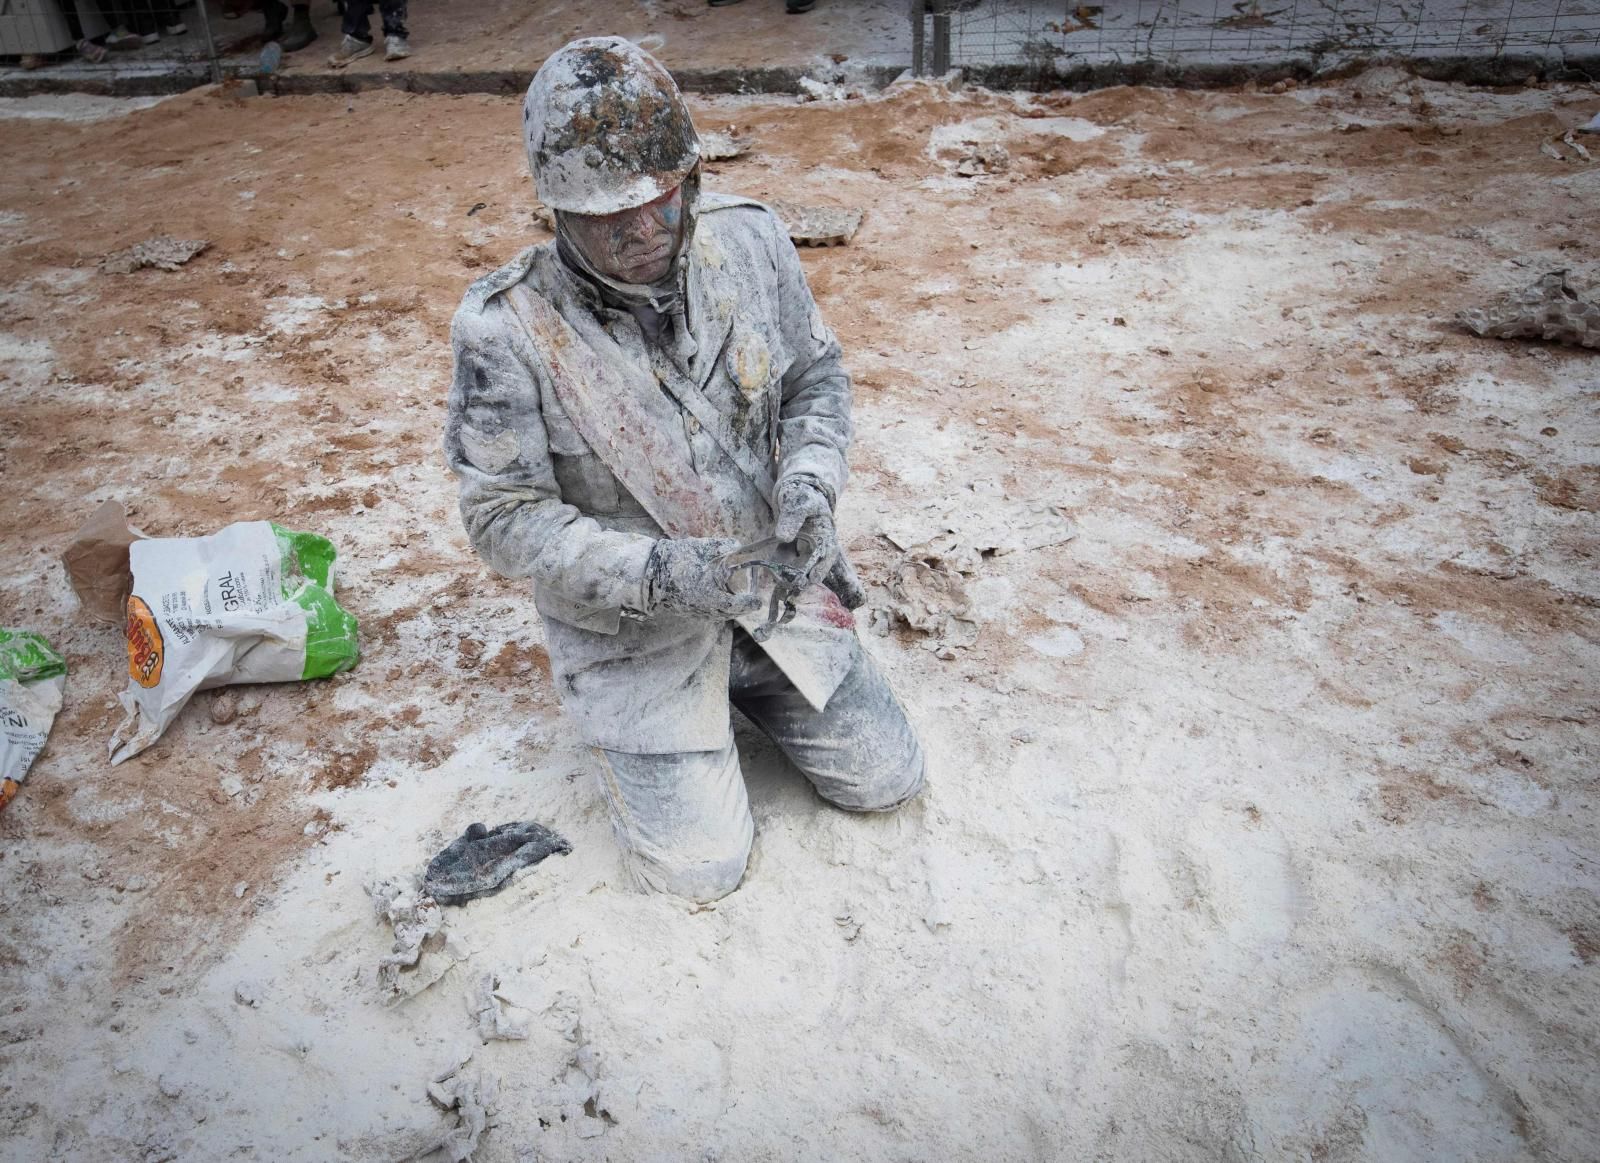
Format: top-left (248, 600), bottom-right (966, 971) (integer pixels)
top-left (126, 595), bottom-right (164, 688)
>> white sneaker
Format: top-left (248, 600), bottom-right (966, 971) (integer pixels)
top-left (384, 34), bottom-right (410, 60)
top-left (328, 33), bottom-right (374, 67)
top-left (164, 22), bottom-right (187, 35)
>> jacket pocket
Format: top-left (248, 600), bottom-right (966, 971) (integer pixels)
top-left (542, 404), bottom-right (590, 456)
top-left (534, 585), bottom-right (622, 635)
top-left (542, 401), bottom-right (624, 514)
top-left (551, 452), bottom-right (624, 515)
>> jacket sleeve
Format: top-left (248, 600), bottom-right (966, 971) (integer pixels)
top-left (443, 297), bottom-right (654, 612)
top-left (769, 219), bottom-right (852, 506)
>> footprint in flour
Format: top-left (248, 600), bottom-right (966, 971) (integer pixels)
top-left (1259, 964), bottom-right (1533, 1160)
top-left (1177, 802), bottom-right (1303, 954)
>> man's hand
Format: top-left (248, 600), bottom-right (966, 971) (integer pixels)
top-left (773, 476), bottom-right (839, 588)
top-left (645, 537), bottom-right (763, 620)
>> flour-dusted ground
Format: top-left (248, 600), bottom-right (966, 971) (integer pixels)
top-left (1, 72), bottom-right (1597, 1162)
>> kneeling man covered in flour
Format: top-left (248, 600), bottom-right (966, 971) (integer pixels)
top-left (443, 37), bottom-right (924, 902)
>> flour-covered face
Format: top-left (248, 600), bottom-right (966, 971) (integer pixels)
top-left (563, 184), bottom-right (685, 286)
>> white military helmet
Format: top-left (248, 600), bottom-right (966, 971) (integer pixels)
top-left (523, 37), bottom-right (702, 216)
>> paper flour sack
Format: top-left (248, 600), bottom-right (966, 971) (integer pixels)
top-left (110, 521), bottom-right (359, 765)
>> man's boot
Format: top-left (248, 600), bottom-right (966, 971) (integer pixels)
top-left (786, 0), bottom-right (817, 11)
top-left (280, 4), bottom-right (316, 51)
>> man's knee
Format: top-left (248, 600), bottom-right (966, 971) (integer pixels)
top-left (801, 675), bottom-right (927, 813)
top-left (595, 741), bottom-right (753, 903)
top-left (629, 840), bottom-right (750, 903)
top-left (824, 744), bottom-right (925, 813)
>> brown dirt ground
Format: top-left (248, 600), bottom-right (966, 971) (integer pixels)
top-left (0, 75), bottom-right (1596, 1127)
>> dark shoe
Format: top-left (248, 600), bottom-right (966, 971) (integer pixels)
top-left (707, 0), bottom-right (744, 5)
top-left (280, 11), bottom-right (316, 51)
top-left (786, 0), bottom-right (816, 11)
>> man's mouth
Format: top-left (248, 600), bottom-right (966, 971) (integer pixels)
top-left (622, 241), bottom-right (671, 267)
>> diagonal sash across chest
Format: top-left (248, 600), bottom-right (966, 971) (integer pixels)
top-left (502, 260), bottom-right (855, 714)
top-left (504, 282), bottom-right (776, 541)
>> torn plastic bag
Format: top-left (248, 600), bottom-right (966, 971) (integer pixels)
top-left (109, 521), bottom-right (359, 765)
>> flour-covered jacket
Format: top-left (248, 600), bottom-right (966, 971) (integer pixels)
top-left (444, 194), bottom-right (860, 753)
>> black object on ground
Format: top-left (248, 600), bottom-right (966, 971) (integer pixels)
top-left (423, 820), bottom-right (572, 906)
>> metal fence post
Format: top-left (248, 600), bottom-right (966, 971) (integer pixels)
top-left (191, 0), bottom-right (222, 84)
top-left (910, 0), bottom-right (925, 76)
top-left (931, 2), bottom-right (951, 74)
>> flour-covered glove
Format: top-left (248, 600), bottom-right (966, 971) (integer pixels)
top-left (773, 476), bottom-right (840, 588)
top-left (821, 556), bottom-right (868, 611)
top-left (645, 537), bottom-right (763, 621)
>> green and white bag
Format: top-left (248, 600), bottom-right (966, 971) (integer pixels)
top-left (110, 521), bottom-right (359, 765)
top-left (0, 629), bottom-right (67, 810)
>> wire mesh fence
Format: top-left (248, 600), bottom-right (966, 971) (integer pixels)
top-left (3, 0), bottom-right (1597, 92)
top-left (915, 0), bottom-right (1600, 82)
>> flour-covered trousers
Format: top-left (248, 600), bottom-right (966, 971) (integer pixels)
top-left (593, 629), bottom-right (924, 902)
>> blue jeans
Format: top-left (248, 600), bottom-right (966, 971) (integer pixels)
top-left (593, 630), bottom-right (924, 902)
top-left (341, 0), bottom-right (406, 41)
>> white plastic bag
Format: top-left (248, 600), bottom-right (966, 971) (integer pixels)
top-left (0, 629), bottom-right (67, 811)
top-left (110, 521), bottom-right (359, 765)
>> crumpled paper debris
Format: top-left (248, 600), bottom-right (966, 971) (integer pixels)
top-left (955, 142), bottom-right (1010, 177)
top-left (557, 1019), bottom-right (612, 1139)
top-left (875, 491), bottom-right (1077, 655)
top-left (100, 236), bottom-right (210, 274)
top-left (797, 76), bottom-right (850, 102)
top-left (880, 494), bottom-right (1078, 576)
top-left (1541, 131), bottom-right (1592, 162)
top-left (887, 561), bottom-right (978, 657)
top-left (471, 973), bottom-right (530, 1043)
top-left (1457, 269), bottom-right (1599, 350)
top-left (368, 877), bottom-right (466, 1002)
top-left (408, 1064), bottom-right (498, 1163)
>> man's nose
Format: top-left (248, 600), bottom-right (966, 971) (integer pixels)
top-left (621, 206), bottom-right (655, 242)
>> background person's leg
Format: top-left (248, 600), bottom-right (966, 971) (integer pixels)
top-left (730, 630), bottom-right (924, 812)
top-left (593, 734), bottom-right (754, 903)
top-left (126, 0), bottom-right (161, 37)
top-left (339, 0), bottom-right (373, 40)
top-left (329, 0), bottom-right (376, 64)
top-left (377, 0), bottom-right (406, 37)
top-left (377, 0), bottom-right (408, 58)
